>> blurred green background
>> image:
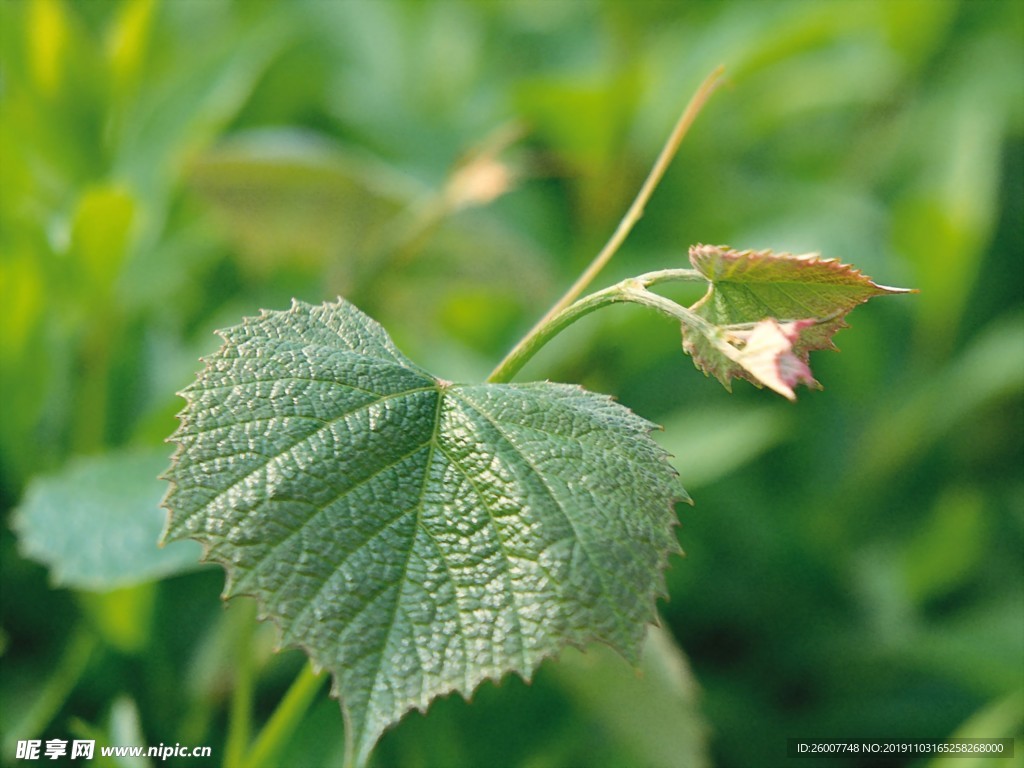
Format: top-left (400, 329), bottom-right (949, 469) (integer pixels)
top-left (1, 1), bottom-right (1022, 766)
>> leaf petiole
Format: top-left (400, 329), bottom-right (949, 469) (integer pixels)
top-left (634, 268), bottom-right (706, 287)
top-left (487, 278), bottom-right (713, 383)
top-left (620, 282), bottom-right (720, 338)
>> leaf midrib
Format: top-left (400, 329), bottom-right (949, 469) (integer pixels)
top-left (358, 379), bottom-right (447, 760)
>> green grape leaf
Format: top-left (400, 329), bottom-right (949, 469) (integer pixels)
top-left (12, 448), bottom-right (203, 591)
top-left (682, 244), bottom-right (912, 398)
top-left (162, 299), bottom-right (686, 767)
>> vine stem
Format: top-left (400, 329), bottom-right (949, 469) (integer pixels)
top-left (487, 65), bottom-right (726, 383)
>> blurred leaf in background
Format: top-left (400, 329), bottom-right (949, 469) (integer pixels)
top-left (1, 1), bottom-right (1021, 766)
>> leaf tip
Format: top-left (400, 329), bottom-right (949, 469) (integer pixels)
top-left (873, 283), bottom-right (918, 295)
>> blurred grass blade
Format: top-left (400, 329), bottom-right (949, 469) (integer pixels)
top-left (547, 624), bottom-right (710, 768)
top-left (925, 690), bottom-right (1023, 768)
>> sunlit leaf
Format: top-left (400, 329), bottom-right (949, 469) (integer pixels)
top-left (162, 298), bottom-right (686, 767)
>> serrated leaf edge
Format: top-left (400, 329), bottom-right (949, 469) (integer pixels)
top-left (159, 300), bottom-right (689, 765)
top-left (689, 243), bottom-right (912, 297)
top-left (681, 244), bottom-right (912, 396)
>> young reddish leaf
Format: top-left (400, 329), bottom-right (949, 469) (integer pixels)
top-left (722, 319), bottom-right (819, 401)
top-left (681, 245), bottom-right (911, 396)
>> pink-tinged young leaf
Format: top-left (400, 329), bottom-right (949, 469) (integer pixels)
top-left (689, 244), bottom-right (911, 354)
top-left (681, 245), bottom-right (912, 397)
top-left (722, 319), bottom-right (819, 401)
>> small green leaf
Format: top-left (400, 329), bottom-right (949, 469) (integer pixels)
top-left (12, 448), bottom-right (202, 591)
top-left (682, 244), bottom-right (911, 397)
top-left (162, 298), bottom-right (686, 767)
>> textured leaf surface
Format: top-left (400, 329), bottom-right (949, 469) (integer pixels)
top-left (13, 449), bottom-right (202, 590)
top-left (162, 299), bottom-right (685, 766)
top-left (683, 244), bottom-right (911, 397)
